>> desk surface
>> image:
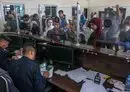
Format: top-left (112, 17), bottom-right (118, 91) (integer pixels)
top-left (49, 74), bottom-right (81, 92)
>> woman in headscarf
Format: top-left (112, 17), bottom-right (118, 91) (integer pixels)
top-left (43, 18), bottom-right (54, 37)
top-left (87, 18), bottom-right (104, 48)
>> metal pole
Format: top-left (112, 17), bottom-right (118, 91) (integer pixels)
top-left (14, 5), bottom-right (20, 34)
top-left (0, 4), bottom-right (4, 31)
top-left (76, 2), bottom-right (81, 46)
top-left (38, 4), bottom-right (43, 35)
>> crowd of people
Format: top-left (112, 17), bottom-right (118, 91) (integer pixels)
top-left (0, 8), bottom-right (87, 92)
top-left (1, 4), bottom-right (130, 92)
top-left (3, 4), bottom-right (130, 51)
top-left (4, 10), bottom-right (77, 43)
top-left (0, 8), bottom-right (86, 92)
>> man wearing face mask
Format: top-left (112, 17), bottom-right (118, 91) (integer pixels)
top-left (0, 35), bottom-right (11, 70)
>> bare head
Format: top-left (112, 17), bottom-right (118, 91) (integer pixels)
top-left (23, 43), bottom-right (36, 60)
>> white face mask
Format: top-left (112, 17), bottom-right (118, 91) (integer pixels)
top-left (93, 14), bottom-right (97, 18)
top-left (47, 20), bottom-right (53, 27)
top-left (125, 26), bottom-right (130, 31)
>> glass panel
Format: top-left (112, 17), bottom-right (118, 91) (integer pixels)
top-left (3, 4), bottom-right (25, 21)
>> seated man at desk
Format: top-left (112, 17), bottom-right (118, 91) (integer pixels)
top-left (0, 35), bottom-right (11, 70)
top-left (8, 43), bottom-right (48, 92)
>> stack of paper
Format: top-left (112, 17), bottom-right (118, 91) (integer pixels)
top-left (80, 79), bottom-right (107, 92)
top-left (67, 67), bottom-right (89, 83)
top-left (67, 68), bottom-right (109, 84)
top-left (87, 70), bottom-right (109, 84)
top-left (117, 51), bottom-right (130, 59)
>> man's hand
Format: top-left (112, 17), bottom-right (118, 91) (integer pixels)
top-left (43, 71), bottom-right (49, 78)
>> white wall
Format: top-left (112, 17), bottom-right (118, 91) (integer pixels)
top-left (0, 0), bottom-right (88, 18)
top-left (89, 0), bottom-right (130, 7)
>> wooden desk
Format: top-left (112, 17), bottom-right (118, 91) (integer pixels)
top-left (48, 74), bottom-right (81, 92)
top-left (79, 52), bottom-right (130, 79)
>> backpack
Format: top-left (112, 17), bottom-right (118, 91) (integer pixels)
top-left (0, 68), bottom-right (19, 92)
top-left (104, 19), bottom-right (112, 27)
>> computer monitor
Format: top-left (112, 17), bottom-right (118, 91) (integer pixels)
top-left (8, 35), bottom-right (23, 51)
top-left (47, 44), bottom-right (74, 65)
top-left (23, 38), bottom-right (35, 44)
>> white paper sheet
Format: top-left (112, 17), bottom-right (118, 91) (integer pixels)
top-left (54, 70), bottom-right (67, 76)
top-left (67, 68), bottom-right (108, 83)
top-left (67, 67), bottom-right (89, 83)
top-left (80, 79), bottom-right (107, 92)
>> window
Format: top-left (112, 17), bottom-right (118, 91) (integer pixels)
top-left (72, 6), bottom-right (77, 17)
top-left (45, 6), bottom-right (57, 17)
top-left (3, 4), bottom-right (25, 21)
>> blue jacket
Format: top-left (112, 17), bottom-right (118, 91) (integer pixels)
top-left (8, 56), bottom-right (46, 92)
top-left (80, 15), bottom-right (86, 24)
top-left (60, 15), bottom-right (67, 28)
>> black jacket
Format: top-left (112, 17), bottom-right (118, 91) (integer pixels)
top-left (0, 77), bottom-right (6, 92)
top-left (0, 48), bottom-right (8, 70)
top-left (8, 56), bottom-right (46, 92)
